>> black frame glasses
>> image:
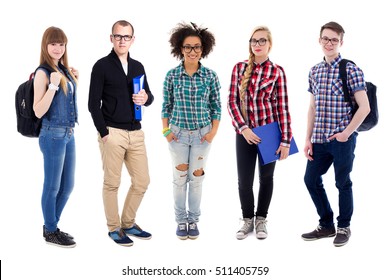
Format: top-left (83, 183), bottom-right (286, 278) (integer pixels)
top-left (182, 45), bottom-right (203, 53)
top-left (320, 36), bottom-right (340, 45)
top-left (112, 34), bottom-right (133, 41)
top-left (249, 38), bottom-right (268, 46)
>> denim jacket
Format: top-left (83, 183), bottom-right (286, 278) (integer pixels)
top-left (40, 64), bottom-right (78, 127)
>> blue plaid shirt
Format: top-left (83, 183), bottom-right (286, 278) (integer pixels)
top-left (162, 62), bottom-right (221, 130)
top-left (308, 54), bottom-right (366, 143)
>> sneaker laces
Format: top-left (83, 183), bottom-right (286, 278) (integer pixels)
top-left (46, 230), bottom-right (71, 245)
top-left (337, 227), bottom-right (349, 235)
top-left (189, 223), bottom-right (197, 230)
top-left (315, 225), bottom-right (323, 232)
top-left (255, 218), bottom-right (267, 231)
top-left (111, 228), bottom-right (126, 239)
top-left (119, 229), bottom-right (126, 237)
top-left (238, 218), bottom-right (253, 233)
top-left (127, 224), bottom-right (143, 234)
top-left (178, 224), bottom-right (186, 231)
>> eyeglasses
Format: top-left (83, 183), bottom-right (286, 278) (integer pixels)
top-left (249, 38), bottom-right (268, 46)
top-left (112, 34), bottom-right (133, 41)
top-left (320, 36), bottom-right (340, 45)
top-left (182, 45), bottom-right (203, 53)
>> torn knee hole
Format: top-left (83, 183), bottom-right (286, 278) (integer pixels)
top-left (175, 164), bottom-right (188, 172)
top-left (193, 168), bottom-right (204, 177)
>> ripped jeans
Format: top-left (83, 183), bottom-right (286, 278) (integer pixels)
top-left (168, 124), bottom-right (212, 224)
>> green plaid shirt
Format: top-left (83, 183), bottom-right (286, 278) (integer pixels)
top-left (162, 62), bottom-right (221, 130)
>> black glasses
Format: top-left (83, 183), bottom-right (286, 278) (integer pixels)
top-left (320, 36), bottom-right (340, 45)
top-left (182, 45), bottom-right (203, 53)
top-left (112, 34), bottom-right (133, 41)
top-left (249, 38), bottom-right (268, 46)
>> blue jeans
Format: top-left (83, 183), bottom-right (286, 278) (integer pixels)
top-left (39, 126), bottom-right (75, 232)
top-left (168, 124), bottom-right (212, 224)
top-left (304, 133), bottom-right (357, 228)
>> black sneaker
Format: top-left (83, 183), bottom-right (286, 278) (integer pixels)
top-left (333, 227), bottom-right (351, 247)
top-left (43, 225), bottom-right (74, 240)
top-left (301, 225), bottom-right (336, 241)
top-left (45, 230), bottom-right (76, 248)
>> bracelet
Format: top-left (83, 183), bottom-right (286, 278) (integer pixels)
top-left (163, 129), bottom-right (171, 137)
top-left (48, 83), bottom-right (59, 91)
top-left (162, 127), bottom-right (170, 134)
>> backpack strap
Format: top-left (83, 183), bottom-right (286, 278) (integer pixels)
top-left (35, 64), bottom-right (53, 77)
top-left (339, 58), bottom-right (355, 103)
top-left (31, 64), bottom-right (55, 86)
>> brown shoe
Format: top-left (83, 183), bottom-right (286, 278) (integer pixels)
top-left (302, 225), bottom-right (336, 241)
top-left (333, 227), bottom-right (351, 247)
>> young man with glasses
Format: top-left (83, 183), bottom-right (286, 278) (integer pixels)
top-left (301, 21), bottom-right (370, 247)
top-left (88, 20), bottom-right (154, 246)
top-left (161, 22), bottom-right (221, 240)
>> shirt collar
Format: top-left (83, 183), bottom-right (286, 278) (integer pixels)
top-left (252, 57), bottom-right (270, 67)
top-left (322, 53), bottom-right (342, 68)
top-left (179, 61), bottom-right (204, 77)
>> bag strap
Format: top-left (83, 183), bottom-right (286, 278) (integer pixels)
top-left (32, 64), bottom-right (54, 80)
top-left (35, 64), bottom-right (54, 75)
top-left (339, 58), bottom-right (355, 103)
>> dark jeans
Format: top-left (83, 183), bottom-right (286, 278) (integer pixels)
top-left (236, 134), bottom-right (276, 219)
top-left (304, 133), bottom-right (357, 228)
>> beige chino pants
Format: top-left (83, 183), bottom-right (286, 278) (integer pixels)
top-left (98, 127), bottom-right (150, 232)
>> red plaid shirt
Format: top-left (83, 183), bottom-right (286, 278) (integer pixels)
top-left (227, 59), bottom-right (292, 144)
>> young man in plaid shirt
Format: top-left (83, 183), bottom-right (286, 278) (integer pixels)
top-left (301, 21), bottom-right (370, 247)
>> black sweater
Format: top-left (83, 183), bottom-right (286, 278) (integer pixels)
top-left (88, 49), bottom-right (154, 137)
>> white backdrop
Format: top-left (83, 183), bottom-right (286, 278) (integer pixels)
top-left (1, 0), bottom-right (388, 279)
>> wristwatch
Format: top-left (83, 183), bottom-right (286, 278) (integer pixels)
top-left (49, 83), bottom-right (59, 91)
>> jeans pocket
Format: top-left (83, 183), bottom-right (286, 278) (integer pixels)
top-left (50, 128), bottom-right (67, 140)
top-left (170, 124), bottom-right (181, 138)
top-left (199, 125), bottom-right (211, 139)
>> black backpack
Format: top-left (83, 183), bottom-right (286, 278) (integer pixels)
top-left (339, 59), bottom-right (378, 132)
top-left (15, 65), bottom-right (52, 137)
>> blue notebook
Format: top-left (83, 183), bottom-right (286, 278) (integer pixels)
top-left (133, 75), bottom-right (144, 121)
top-left (252, 122), bottom-right (299, 165)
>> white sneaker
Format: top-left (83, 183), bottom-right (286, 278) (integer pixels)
top-left (236, 218), bottom-right (254, 240)
top-left (255, 216), bottom-right (268, 239)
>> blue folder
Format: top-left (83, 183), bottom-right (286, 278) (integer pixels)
top-left (133, 75), bottom-right (144, 120)
top-left (252, 122), bottom-right (299, 165)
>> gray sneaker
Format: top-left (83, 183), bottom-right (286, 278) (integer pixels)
top-left (333, 227), bottom-right (351, 247)
top-left (236, 218), bottom-right (254, 240)
top-left (255, 216), bottom-right (268, 239)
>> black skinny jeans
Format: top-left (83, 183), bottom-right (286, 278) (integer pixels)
top-left (236, 133), bottom-right (276, 219)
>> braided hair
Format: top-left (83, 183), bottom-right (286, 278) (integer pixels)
top-left (239, 26), bottom-right (272, 120)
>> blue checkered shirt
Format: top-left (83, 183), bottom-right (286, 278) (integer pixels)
top-left (308, 54), bottom-right (366, 143)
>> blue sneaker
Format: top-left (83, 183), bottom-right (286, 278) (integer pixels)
top-left (176, 223), bottom-right (188, 240)
top-left (108, 229), bottom-right (133, 246)
top-left (123, 224), bottom-right (152, 240)
top-left (188, 223), bottom-right (199, 239)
